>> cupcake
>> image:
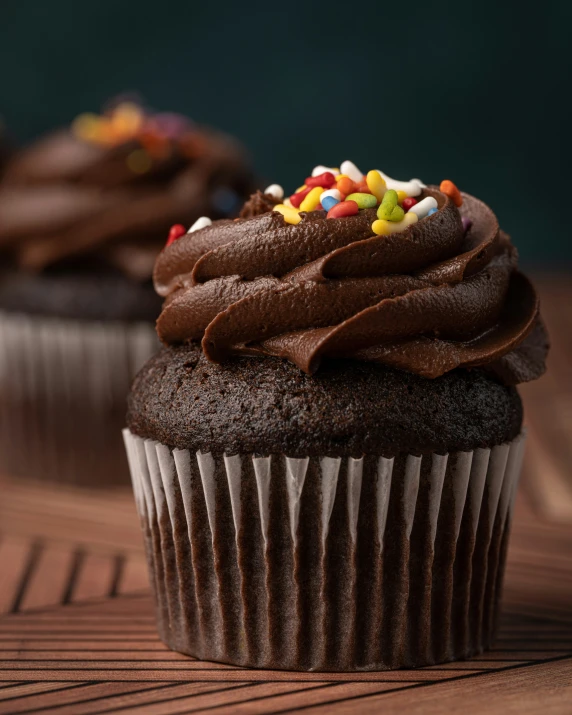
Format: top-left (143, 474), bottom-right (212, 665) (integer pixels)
top-left (0, 101), bottom-right (254, 486)
top-left (124, 162), bottom-right (548, 670)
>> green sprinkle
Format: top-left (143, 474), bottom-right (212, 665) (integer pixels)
top-left (377, 190), bottom-right (404, 221)
top-left (345, 192), bottom-right (377, 209)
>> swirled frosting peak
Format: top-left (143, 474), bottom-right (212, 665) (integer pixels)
top-left (0, 102), bottom-right (254, 279)
top-left (153, 163), bottom-right (548, 384)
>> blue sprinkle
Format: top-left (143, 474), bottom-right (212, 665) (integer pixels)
top-left (321, 196), bottom-right (340, 212)
top-left (427, 207), bottom-right (438, 216)
top-left (210, 186), bottom-right (241, 215)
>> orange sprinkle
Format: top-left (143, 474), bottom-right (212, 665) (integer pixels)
top-left (355, 178), bottom-right (370, 194)
top-left (337, 176), bottom-right (356, 195)
top-left (440, 179), bottom-right (463, 207)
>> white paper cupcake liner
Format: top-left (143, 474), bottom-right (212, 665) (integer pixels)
top-left (123, 428), bottom-right (525, 671)
top-left (0, 311), bottom-right (157, 486)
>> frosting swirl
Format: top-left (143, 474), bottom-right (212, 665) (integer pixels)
top-left (153, 188), bottom-right (548, 383)
top-left (0, 106), bottom-right (254, 280)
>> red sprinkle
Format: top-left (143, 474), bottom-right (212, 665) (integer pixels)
top-left (290, 186), bottom-right (312, 208)
top-left (166, 224), bottom-right (187, 246)
top-left (401, 197), bottom-right (418, 211)
top-left (304, 171), bottom-right (336, 189)
top-left (327, 200), bottom-right (359, 219)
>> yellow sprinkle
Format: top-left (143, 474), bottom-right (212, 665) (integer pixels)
top-left (71, 113), bottom-right (101, 141)
top-left (396, 190), bottom-right (408, 204)
top-left (371, 212), bottom-right (418, 236)
top-left (126, 149), bottom-right (152, 174)
top-left (366, 170), bottom-right (386, 202)
top-left (283, 198), bottom-right (294, 208)
top-left (274, 204), bottom-right (301, 225)
top-left (295, 184), bottom-right (307, 194)
top-left (111, 102), bottom-right (144, 138)
top-left (299, 186), bottom-right (323, 212)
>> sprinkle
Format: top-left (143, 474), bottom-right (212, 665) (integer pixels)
top-left (299, 186), bottom-right (324, 212)
top-left (321, 196), bottom-right (339, 212)
top-left (408, 196), bottom-right (438, 219)
top-left (462, 216), bottom-right (473, 232)
top-left (305, 172), bottom-right (336, 189)
top-left (377, 190), bottom-right (405, 222)
top-left (290, 186), bottom-right (312, 208)
top-left (372, 212), bottom-right (418, 235)
top-left (340, 160), bottom-right (364, 183)
top-left (312, 165), bottom-right (340, 177)
top-left (264, 184), bottom-right (284, 200)
top-left (396, 190), bottom-right (408, 204)
top-left (111, 102), bottom-right (144, 138)
top-left (327, 200), bottom-right (359, 219)
top-left (366, 170), bottom-right (387, 201)
top-left (211, 187), bottom-right (240, 214)
top-left (320, 188), bottom-right (342, 203)
top-left (126, 149), bottom-right (152, 174)
top-left (375, 171), bottom-right (424, 197)
top-left (71, 113), bottom-right (102, 142)
top-left (401, 197), bottom-right (418, 212)
top-left (337, 176), bottom-right (357, 196)
top-left (440, 179), bottom-right (463, 206)
top-left (274, 204), bottom-right (302, 224)
top-left (188, 216), bottom-right (212, 233)
top-left (346, 192), bottom-right (377, 209)
top-left (284, 198), bottom-right (294, 207)
top-left (427, 207), bottom-right (438, 216)
top-left (166, 224), bottom-right (187, 246)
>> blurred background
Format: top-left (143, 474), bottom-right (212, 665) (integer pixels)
top-left (1, 0), bottom-right (571, 264)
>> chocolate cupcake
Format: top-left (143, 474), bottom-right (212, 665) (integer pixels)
top-left (0, 101), bottom-right (255, 486)
top-left (124, 162), bottom-right (548, 670)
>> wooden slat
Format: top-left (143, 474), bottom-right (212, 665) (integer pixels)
top-left (18, 544), bottom-right (75, 612)
top-left (0, 537), bottom-right (34, 614)
top-left (296, 657), bottom-right (572, 714)
top-left (0, 682), bottom-right (169, 715)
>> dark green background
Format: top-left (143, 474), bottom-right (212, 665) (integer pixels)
top-left (2, 0), bottom-right (571, 264)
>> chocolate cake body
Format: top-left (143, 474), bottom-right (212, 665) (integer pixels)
top-left (127, 344), bottom-right (522, 457)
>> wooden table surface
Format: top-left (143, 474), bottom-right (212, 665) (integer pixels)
top-left (0, 276), bottom-right (570, 714)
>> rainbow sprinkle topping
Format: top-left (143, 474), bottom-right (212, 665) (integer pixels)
top-left (269, 162), bottom-right (463, 236)
top-left (71, 102), bottom-right (204, 174)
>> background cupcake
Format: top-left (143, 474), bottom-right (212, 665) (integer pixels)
top-left (0, 100), bottom-right (255, 486)
top-left (124, 163), bottom-right (548, 670)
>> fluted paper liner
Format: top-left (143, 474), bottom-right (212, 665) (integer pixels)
top-left (124, 429), bottom-right (525, 671)
top-left (0, 311), bottom-right (157, 486)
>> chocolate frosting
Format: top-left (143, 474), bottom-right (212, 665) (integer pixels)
top-left (153, 188), bottom-right (548, 383)
top-left (0, 121), bottom-right (254, 280)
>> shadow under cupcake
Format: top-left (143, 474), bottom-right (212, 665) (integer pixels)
top-left (124, 164), bottom-right (548, 669)
top-left (0, 101), bottom-right (255, 486)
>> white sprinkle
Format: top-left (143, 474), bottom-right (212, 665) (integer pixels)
top-left (320, 188), bottom-right (342, 202)
top-left (340, 160), bottom-right (364, 182)
top-left (187, 216), bottom-right (212, 233)
top-left (311, 165), bottom-right (339, 177)
top-left (408, 196), bottom-right (438, 219)
top-left (264, 184), bottom-right (284, 200)
top-left (375, 171), bottom-right (424, 197)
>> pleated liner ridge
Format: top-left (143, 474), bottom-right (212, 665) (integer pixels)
top-left (0, 312), bottom-right (156, 485)
top-left (123, 429), bottom-right (525, 671)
